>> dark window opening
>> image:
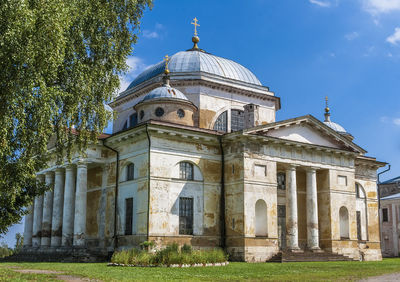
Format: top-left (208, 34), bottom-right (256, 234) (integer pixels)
top-left (177, 109), bottom-right (185, 118)
top-left (231, 109), bottom-right (244, 132)
top-left (140, 110), bottom-right (144, 120)
top-left (179, 197), bottom-right (193, 235)
top-left (277, 172), bottom-right (286, 190)
top-left (122, 120), bottom-right (128, 130)
top-left (382, 208), bottom-right (389, 222)
top-left (129, 113), bottom-right (138, 128)
top-left (155, 107), bottom-right (164, 117)
top-left (127, 163), bottom-right (134, 181)
top-left (125, 198), bottom-right (133, 235)
top-left (179, 162), bottom-right (193, 180)
top-left (356, 211), bottom-right (362, 241)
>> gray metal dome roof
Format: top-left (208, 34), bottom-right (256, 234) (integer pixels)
top-left (141, 84), bottom-right (188, 103)
top-left (324, 121), bottom-right (346, 133)
top-left (127, 50), bottom-right (261, 90)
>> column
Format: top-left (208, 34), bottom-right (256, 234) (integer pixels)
top-left (73, 162), bottom-right (87, 247)
top-left (286, 165), bottom-right (300, 250)
top-left (32, 174), bottom-right (44, 247)
top-left (62, 165), bottom-right (76, 246)
top-left (392, 204), bottom-right (399, 256)
top-left (51, 168), bottom-right (65, 247)
top-left (306, 168), bottom-right (320, 250)
top-left (41, 171), bottom-right (54, 247)
top-left (23, 203), bottom-right (34, 247)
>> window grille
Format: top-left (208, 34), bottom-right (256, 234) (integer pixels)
top-left (231, 110), bottom-right (244, 132)
top-left (179, 197), bottom-right (193, 235)
top-left (382, 208), bottom-right (389, 222)
top-left (213, 111), bottom-right (227, 132)
top-left (127, 163), bottom-right (134, 181)
top-left (277, 172), bottom-right (286, 190)
top-left (179, 162), bottom-right (193, 180)
top-left (125, 198), bottom-right (133, 235)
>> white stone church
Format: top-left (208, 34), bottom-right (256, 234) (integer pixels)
top-left (22, 28), bottom-right (385, 262)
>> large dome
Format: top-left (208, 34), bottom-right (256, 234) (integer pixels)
top-left (126, 50), bottom-right (261, 90)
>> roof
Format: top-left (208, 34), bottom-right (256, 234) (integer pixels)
top-left (323, 120), bottom-right (346, 133)
top-left (381, 192), bottom-right (400, 200)
top-left (380, 176), bottom-right (400, 185)
top-left (126, 50), bottom-right (261, 90)
top-left (141, 84), bottom-right (188, 102)
top-left (243, 114), bottom-right (367, 154)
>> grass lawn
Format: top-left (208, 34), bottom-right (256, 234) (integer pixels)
top-left (1, 258), bottom-right (400, 281)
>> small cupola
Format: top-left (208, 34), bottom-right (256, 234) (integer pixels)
top-left (133, 55), bottom-right (197, 126)
top-left (323, 96), bottom-right (354, 141)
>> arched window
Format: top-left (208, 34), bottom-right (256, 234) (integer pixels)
top-left (179, 162), bottom-right (193, 180)
top-left (255, 199), bottom-right (268, 236)
top-left (126, 163), bottom-right (134, 181)
top-left (213, 111), bottom-right (227, 132)
top-left (339, 206), bottom-right (349, 239)
top-left (231, 109), bottom-right (244, 132)
top-left (129, 113), bottom-right (137, 128)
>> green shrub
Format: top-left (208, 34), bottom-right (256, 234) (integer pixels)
top-left (181, 243), bottom-right (192, 254)
top-left (111, 243), bottom-right (228, 266)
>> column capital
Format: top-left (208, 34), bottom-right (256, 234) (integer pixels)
top-left (55, 167), bottom-right (65, 174)
top-left (306, 167), bottom-right (319, 173)
top-left (76, 161), bottom-right (88, 168)
top-left (286, 164), bottom-right (299, 171)
top-left (45, 170), bottom-right (55, 177)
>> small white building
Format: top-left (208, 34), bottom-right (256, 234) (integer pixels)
top-left (380, 190), bottom-right (400, 257)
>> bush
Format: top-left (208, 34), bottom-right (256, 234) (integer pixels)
top-left (111, 243), bottom-right (228, 266)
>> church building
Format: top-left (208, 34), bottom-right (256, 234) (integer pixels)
top-left (22, 21), bottom-right (385, 262)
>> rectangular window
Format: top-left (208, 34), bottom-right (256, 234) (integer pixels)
top-left (179, 197), bottom-right (193, 235)
top-left (127, 163), bottom-right (134, 181)
top-left (231, 110), bottom-right (244, 132)
top-left (356, 211), bottom-right (362, 241)
top-left (179, 162), bottom-right (193, 180)
top-left (125, 198), bottom-right (133, 235)
top-left (129, 113), bottom-right (138, 128)
top-left (382, 208), bottom-right (389, 222)
top-left (277, 172), bottom-right (286, 190)
top-left (338, 175), bottom-right (347, 186)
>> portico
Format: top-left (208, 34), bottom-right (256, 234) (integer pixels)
top-left (23, 161), bottom-right (94, 249)
top-left (278, 164), bottom-right (321, 252)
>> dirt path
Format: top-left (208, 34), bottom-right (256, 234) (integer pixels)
top-left (13, 269), bottom-right (100, 281)
top-left (359, 272), bottom-right (400, 282)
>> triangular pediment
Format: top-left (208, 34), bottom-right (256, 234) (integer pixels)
top-left (244, 115), bottom-right (366, 154)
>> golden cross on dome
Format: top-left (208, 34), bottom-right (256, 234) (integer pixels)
top-left (325, 96), bottom-right (330, 113)
top-left (163, 54), bottom-right (170, 74)
top-left (191, 17), bottom-right (200, 36)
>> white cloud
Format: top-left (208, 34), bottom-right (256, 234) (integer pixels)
top-left (380, 116), bottom-right (400, 126)
top-left (309, 0), bottom-right (331, 7)
top-left (345, 32), bottom-right (359, 40)
top-left (394, 118), bottom-right (400, 125)
top-left (387, 27), bottom-right (400, 45)
top-left (143, 30), bottom-right (159, 39)
top-left (363, 0), bottom-right (400, 15)
top-left (119, 56), bottom-right (149, 93)
top-left (155, 23), bottom-right (164, 29)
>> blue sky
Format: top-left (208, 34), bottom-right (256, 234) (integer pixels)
top-left (2, 0), bottom-right (400, 247)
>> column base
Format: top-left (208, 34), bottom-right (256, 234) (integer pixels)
top-left (309, 247), bottom-right (323, 253)
top-left (286, 247), bottom-right (303, 253)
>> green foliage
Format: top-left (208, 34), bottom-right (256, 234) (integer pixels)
top-left (0, 242), bottom-right (13, 258)
top-left (14, 233), bottom-right (23, 252)
top-left (3, 259), bottom-right (400, 281)
top-left (181, 243), bottom-right (192, 254)
top-left (0, 0), bottom-right (153, 234)
top-left (111, 243), bottom-right (228, 266)
top-left (139, 240), bottom-right (155, 251)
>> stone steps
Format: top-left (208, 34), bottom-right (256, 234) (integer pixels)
top-left (267, 250), bottom-right (355, 263)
